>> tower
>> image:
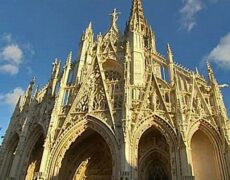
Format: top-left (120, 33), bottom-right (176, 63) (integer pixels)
top-left (0, 0), bottom-right (230, 180)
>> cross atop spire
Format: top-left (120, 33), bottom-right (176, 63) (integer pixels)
top-left (127, 0), bottom-right (146, 32)
top-left (109, 9), bottom-right (121, 29)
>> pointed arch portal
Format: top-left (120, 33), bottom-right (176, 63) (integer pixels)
top-left (191, 130), bottom-right (220, 180)
top-left (25, 135), bottom-right (44, 180)
top-left (58, 129), bottom-right (113, 180)
top-left (46, 117), bottom-right (119, 180)
top-left (138, 128), bottom-right (171, 180)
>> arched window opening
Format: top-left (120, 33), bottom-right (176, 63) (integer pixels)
top-left (105, 70), bottom-right (123, 109)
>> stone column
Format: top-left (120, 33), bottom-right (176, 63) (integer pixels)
top-left (37, 136), bottom-right (51, 180)
top-left (179, 141), bottom-right (194, 180)
top-left (119, 120), bottom-right (132, 180)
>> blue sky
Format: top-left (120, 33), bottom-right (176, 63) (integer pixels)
top-left (0, 0), bottom-right (230, 142)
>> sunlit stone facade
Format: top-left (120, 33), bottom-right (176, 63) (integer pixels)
top-left (1, 0), bottom-right (230, 179)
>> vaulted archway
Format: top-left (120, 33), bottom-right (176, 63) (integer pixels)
top-left (12, 124), bottom-right (46, 180)
top-left (25, 134), bottom-right (44, 180)
top-left (188, 120), bottom-right (229, 180)
top-left (59, 129), bottom-right (112, 180)
top-left (138, 128), bottom-right (171, 180)
top-left (46, 116), bottom-right (119, 179)
top-left (131, 115), bottom-right (179, 180)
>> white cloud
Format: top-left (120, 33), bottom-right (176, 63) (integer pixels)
top-left (0, 64), bottom-right (19, 75)
top-left (1, 44), bottom-right (23, 65)
top-left (0, 87), bottom-right (24, 108)
top-left (0, 33), bottom-right (34, 75)
top-left (206, 32), bottom-right (230, 69)
top-left (180, 0), bottom-right (204, 32)
top-left (179, 0), bottom-right (221, 32)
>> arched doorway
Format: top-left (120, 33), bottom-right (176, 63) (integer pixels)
top-left (138, 128), bottom-right (171, 180)
top-left (59, 128), bottom-right (113, 180)
top-left (191, 130), bottom-right (220, 180)
top-left (25, 134), bottom-right (44, 180)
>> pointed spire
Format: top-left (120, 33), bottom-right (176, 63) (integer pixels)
top-left (195, 67), bottom-right (200, 75)
top-left (130, 0), bottom-right (145, 22)
top-left (127, 0), bottom-right (146, 32)
top-left (86, 22), bottom-right (93, 36)
top-left (207, 62), bottom-right (216, 84)
top-left (82, 22), bottom-right (93, 41)
top-left (148, 26), bottom-right (156, 51)
top-left (96, 33), bottom-right (103, 54)
top-left (207, 62), bottom-right (228, 120)
top-left (25, 77), bottom-right (35, 98)
top-left (65, 51), bottom-right (72, 66)
top-left (51, 59), bottom-right (58, 77)
top-left (88, 21), bottom-right (92, 31)
top-left (167, 44), bottom-right (174, 85)
top-left (61, 52), bottom-right (73, 86)
top-left (167, 43), bottom-right (173, 63)
top-left (22, 77), bottom-right (35, 108)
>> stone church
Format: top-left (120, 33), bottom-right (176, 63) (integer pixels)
top-left (1, 0), bottom-right (230, 179)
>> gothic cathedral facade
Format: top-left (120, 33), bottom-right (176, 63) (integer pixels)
top-left (1, 0), bottom-right (230, 180)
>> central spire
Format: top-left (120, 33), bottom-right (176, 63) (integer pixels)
top-left (127, 0), bottom-right (147, 32)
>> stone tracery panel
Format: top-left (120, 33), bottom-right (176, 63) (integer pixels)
top-left (105, 70), bottom-right (123, 110)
